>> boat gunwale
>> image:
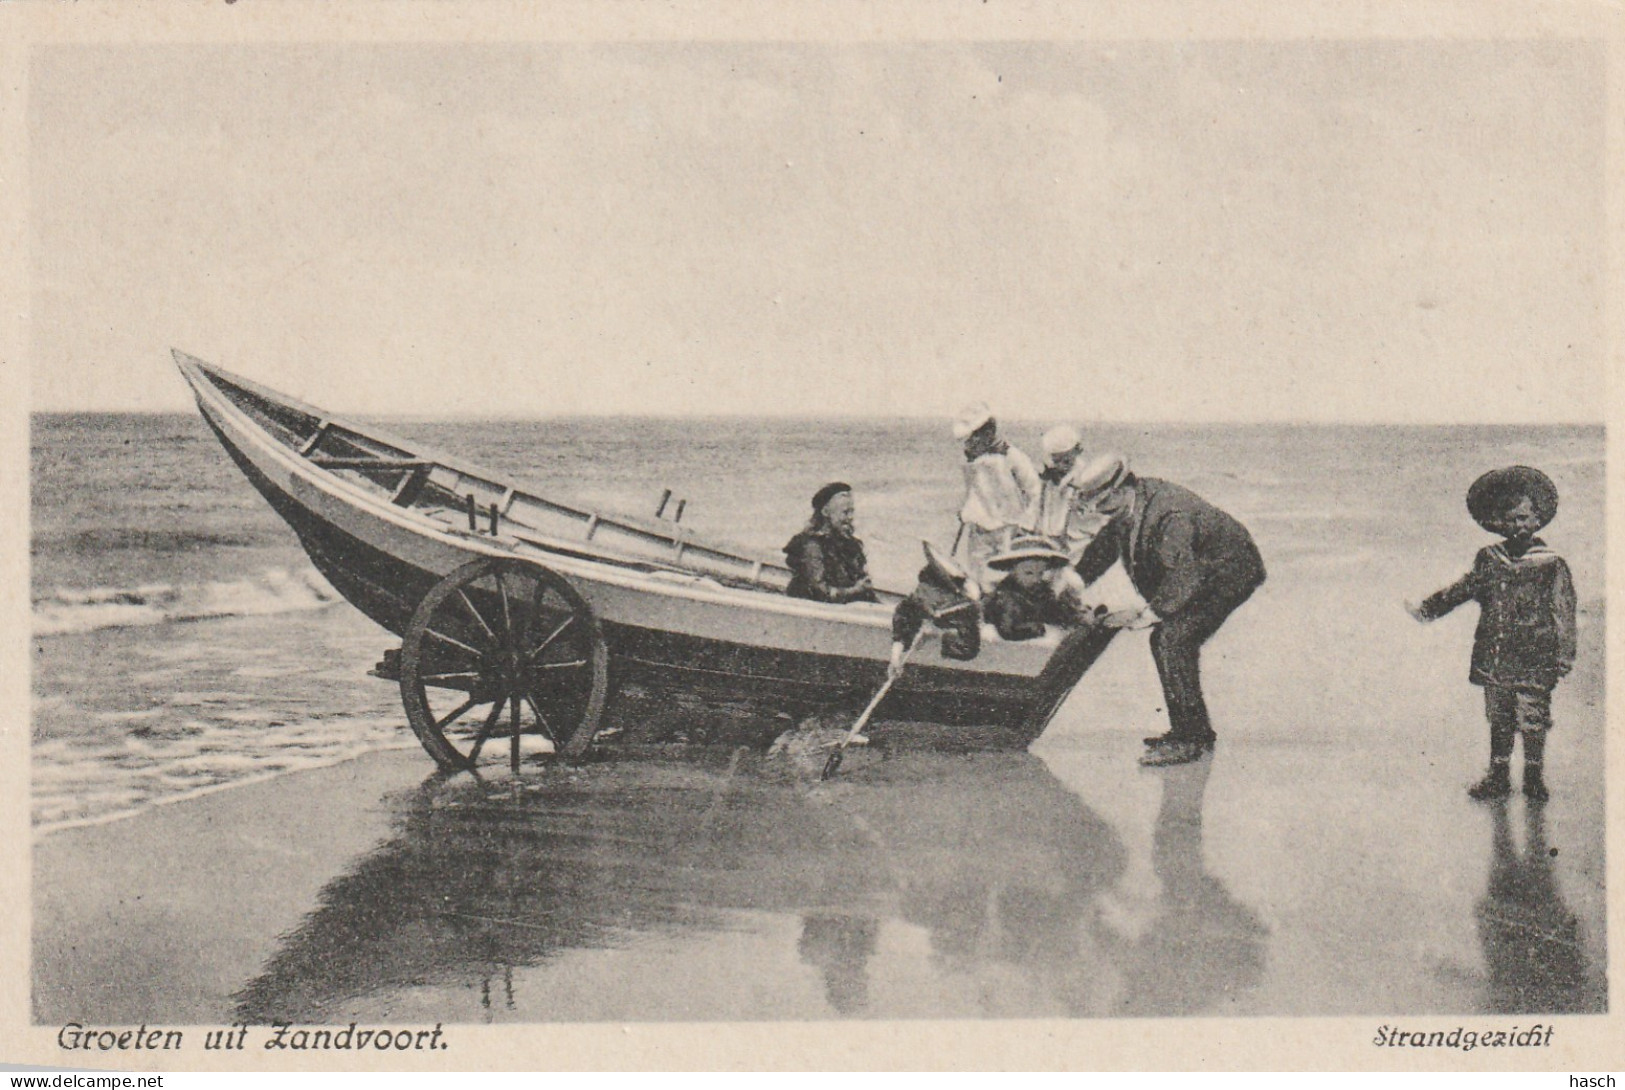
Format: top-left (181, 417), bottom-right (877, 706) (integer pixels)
top-left (172, 351), bottom-right (968, 639)
top-left (171, 350), bottom-right (821, 588)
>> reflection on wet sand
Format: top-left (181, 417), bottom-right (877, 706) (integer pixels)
top-left (1096, 755), bottom-right (1268, 1017)
top-left (230, 747), bottom-right (1288, 1021)
top-left (1476, 801), bottom-right (1596, 1014)
top-left (798, 914), bottom-right (878, 1015)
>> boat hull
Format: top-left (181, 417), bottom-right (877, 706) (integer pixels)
top-left (182, 354), bottom-right (1114, 743)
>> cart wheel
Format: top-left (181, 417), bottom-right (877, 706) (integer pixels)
top-left (400, 558), bottom-right (608, 771)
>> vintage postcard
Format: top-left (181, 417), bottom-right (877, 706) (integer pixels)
top-left (2, 0), bottom-right (1620, 1073)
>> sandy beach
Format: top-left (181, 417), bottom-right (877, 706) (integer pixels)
top-left (34, 599), bottom-right (1607, 1024)
top-left (33, 751), bottom-right (426, 1025)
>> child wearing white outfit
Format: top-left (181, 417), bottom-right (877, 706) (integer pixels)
top-left (952, 403), bottom-right (1042, 590)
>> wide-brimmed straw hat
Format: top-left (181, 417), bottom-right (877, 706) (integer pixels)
top-left (1466, 466), bottom-right (1558, 532)
top-left (1068, 452), bottom-right (1132, 506)
top-left (987, 534), bottom-right (1072, 571)
top-left (952, 402), bottom-right (994, 440)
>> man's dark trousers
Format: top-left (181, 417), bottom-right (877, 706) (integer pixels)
top-left (1150, 576), bottom-right (1260, 744)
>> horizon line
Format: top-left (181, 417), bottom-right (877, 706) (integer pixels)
top-left (27, 407), bottom-right (1608, 429)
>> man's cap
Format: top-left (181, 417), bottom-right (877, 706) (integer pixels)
top-left (1068, 452), bottom-right (1132, 505)
top-left (987, 534), bottom-right (1072, 571)
top-left (811, 481), bottom-right (853, 512)
top-left (1466, 466), bottom-right (1558, 532)
top-left (952, 402), bottom-right (994, 440)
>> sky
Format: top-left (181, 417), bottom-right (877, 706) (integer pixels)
top-left (26, 39), bottom-right (1607, 422)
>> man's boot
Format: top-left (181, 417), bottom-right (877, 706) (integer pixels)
top-left (1139, 739), bottom-right (1207, 767)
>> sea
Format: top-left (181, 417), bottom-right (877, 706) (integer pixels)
top-left (31, 414), bottom-right (1605, 831)
top-left (28, 413), bottom-right (1610, 1020)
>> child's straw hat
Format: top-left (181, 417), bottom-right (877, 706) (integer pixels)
top-left (987, 535), bottom-right (1072, 571)
top-left (1466, 465), bottom-right (1558, 532)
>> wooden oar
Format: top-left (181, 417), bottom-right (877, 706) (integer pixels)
top-left (821, 637), bottom-right (917, 781)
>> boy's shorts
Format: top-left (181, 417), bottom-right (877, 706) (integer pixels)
top-left (1484, 684), bottom-right (1553, 734)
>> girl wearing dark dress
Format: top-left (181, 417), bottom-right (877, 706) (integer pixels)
top-left (784, 482), bottom-right (878, 605)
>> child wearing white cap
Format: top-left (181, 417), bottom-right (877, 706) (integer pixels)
top-left (953, 403), bottom-right (1042, 590)
top-left (1035, 424), bottom-right (1103, 561)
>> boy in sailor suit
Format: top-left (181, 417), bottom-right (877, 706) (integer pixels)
top-left (1410, 466), bottom-right (1577, 802)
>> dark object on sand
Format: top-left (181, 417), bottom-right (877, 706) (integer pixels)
top-left (175, 351), bottom-right (1116, 771)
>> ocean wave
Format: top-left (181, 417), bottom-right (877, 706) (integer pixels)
top-left (54, 527), bottom-right (265, 552)
top-left (32, 720), bottom-right (420, 836)
top-left (32, 567), bottom-right (340, 637)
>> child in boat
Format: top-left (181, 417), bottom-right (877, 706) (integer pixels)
top-left (982, 536), bottom-right (1085, 641)
top-left (1408, 466), bottom-right (1577, 802)
top-left (953, 404), bottom-right (1043, 589)
top-left (1036, 424), bottom-right (1101, 562)
top-left (888, 541), bottom-right (982, 678)
top-left (785, 482), bottom-right (879, 604)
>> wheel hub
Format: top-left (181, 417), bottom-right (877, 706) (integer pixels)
top-left (501, 649), bottom-right (525, 691)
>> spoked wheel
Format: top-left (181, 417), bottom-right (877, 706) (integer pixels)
top-left (400, 558), bottom-right (609, 772)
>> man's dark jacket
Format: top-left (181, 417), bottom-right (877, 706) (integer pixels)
top-left (1074, 477), bottom-right (1265, 615)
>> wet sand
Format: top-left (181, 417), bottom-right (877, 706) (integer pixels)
top-left (33, 752), bottom-right (424, 1024)
top-left (34, 590), bottom-right (1607, 1024)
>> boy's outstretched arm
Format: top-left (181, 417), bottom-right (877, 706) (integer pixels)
top-left (1410, 570), bottom-right (1476, 622)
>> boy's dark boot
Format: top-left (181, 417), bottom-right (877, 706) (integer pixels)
top-left (1468, 758), bottom-right (1512, 801)
top-left (1522, 731), bottom-right (1550, 802)
top-left (1522, 765), bottom-right (1549, 802)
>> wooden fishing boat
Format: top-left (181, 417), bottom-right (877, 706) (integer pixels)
top-left (175, 350), bottom-right (1115, 770)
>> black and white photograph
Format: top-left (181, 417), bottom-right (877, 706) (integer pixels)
top-left (4, 1), bottom-right (1620, 1073)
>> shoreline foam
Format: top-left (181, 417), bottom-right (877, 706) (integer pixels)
top-left (32, 566), bottom-right (340, 637)
top-left (32, 738), bottom-right (423, 840)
